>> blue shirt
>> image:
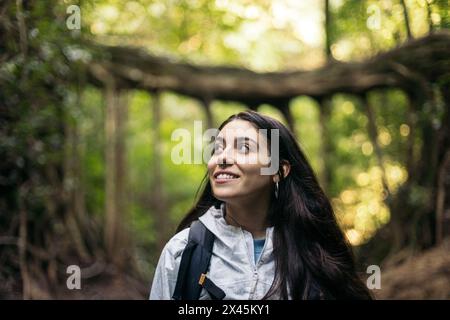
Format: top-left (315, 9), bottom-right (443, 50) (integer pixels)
top-left (253, 238), bottom-right (266, 263)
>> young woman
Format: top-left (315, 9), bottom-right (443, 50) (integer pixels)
top-left (150, 110), bottom-right (372, 300)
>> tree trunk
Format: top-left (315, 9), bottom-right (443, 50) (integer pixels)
top-left (150, 92), bottom-right (169, 252)
top-left (18, 185), bottom-right (31, 299)
top-left (317, 97), bottom-right (333, 192)
top-left (64, 109), bottom-right (90, 262)
top-left (362, 94), bottom-right (390, 196)
top-left (324, 0), bottom-right (333, 60)
top-left (104, 82), bottom-right (129, 268)
top-left (400, 0), bottom-right (413, 39)
top-left (278, 100), bottom-right (296, 135)
top-left (358, 85), bottom-right (449, 265)
top-left (425, 1), bottom-right (434, 33)
top-left (435, 86), bottom-right (450, 243)
top-left (317, 0), bottom-right (335, 193)
top-left (202, 98), bottom-right (214, 129)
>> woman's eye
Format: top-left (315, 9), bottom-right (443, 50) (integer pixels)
top-left (213, 144), bottom-right (224, 154)
top-left (238, 143), bottom-right (250, 153)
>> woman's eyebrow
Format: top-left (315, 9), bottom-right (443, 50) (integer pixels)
top-left (214, 136), bottom-right (258, 146)
top-left (214, 136), bottom-right (225, 145)
top-left (236, 136), bottom-right (258, 145)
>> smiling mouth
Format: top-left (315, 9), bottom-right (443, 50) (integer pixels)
top-left (213, 172), bottom-right (240, 182)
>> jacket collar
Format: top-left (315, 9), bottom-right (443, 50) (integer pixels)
top-left (198, 203), bottom-right (274, 252)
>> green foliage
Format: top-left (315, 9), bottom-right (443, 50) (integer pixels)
top-left (1, 1), bottom-right (448, 294)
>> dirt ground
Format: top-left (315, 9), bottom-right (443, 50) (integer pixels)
top-left (374, 238), bottom-right (450, 299)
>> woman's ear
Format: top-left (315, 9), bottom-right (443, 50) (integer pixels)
top-left (272, 161), bottom-right (291, 183)
top-left (280, 160), bottom-right (291, 179)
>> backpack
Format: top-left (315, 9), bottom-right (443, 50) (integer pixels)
top-left (172, 220), bottom-right (226, 300)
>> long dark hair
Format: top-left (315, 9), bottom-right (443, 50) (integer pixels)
top-left (176, 110), bottom-right (372, 300)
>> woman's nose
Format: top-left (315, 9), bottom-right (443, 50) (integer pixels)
top-left (217, 146), bottom-right (235, 166)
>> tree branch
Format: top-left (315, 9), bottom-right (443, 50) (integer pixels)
top-left (86, 32), bottom-right (450, 105)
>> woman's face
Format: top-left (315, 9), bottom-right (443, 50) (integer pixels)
top-left (207, 119), bottom-right (274, 203)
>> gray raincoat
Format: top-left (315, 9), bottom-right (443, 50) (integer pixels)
top-left (149, 204), bottom-right (276, 300)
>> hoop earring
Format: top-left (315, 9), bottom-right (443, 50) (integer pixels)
top-left (275, 181), bottom-right (279, 199)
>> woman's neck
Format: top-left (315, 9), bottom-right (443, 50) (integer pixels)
top-left (224, 195), bottom-right (270, 239)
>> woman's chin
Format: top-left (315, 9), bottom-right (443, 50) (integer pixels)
top-left (213, 193), bottom-right (241, 202)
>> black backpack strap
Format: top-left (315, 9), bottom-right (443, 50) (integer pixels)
top-left (172, 220), bottom-right (225, 300)
top-left (199, 274), bottom-right (226, 300)
top-left (172, 239), bottom-right (196, 300)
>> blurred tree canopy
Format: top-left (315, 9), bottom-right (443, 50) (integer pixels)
top-left (0, 0), bottom-right (449, 299)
